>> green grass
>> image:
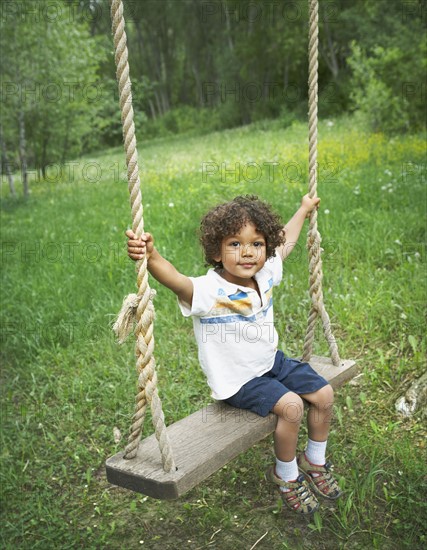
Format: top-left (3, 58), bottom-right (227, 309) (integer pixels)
top-left (1, 117), bottom-right (426, 549)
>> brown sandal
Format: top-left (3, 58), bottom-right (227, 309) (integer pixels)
top-left (267, 466), bottom-right (319, 514)
top-left (297, 452), bottom-right (342, 500)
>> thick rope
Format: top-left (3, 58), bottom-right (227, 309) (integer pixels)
top-left (302, 0), bottom-right (341, 366)
top-left (110, 0), bottom-right (175, 471)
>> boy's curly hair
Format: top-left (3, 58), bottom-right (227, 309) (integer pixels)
top-left (199, 195), bottom-right (286, 267)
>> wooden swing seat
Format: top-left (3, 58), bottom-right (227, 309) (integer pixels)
top-left (106, 356), bottom-right (356, 500)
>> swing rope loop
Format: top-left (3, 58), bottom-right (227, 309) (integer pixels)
top-left (110, 0), bottom-right (176, 472)
top-left (302, 0), bottom-right (341, 366)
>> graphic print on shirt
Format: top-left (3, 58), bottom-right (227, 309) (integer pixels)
top-left (200, 278), bottom-right (274, 325)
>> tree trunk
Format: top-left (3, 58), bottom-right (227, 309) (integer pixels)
top-left (224, 1), bottom-right (234, 53)
top-left (159, 49), bottom-right (170, 113)
top-left (148, 99), bottom-right (157, 120)
top-left (134, 19), bottom-right (145, 61)
top-left (284, 57), bottom-right (289, 90)
top-left (41, 131), bottom-right (49, 179)
top-left (18, 110), bottom-right (29, 198)
top-left (0, 123), bottom-right (17, 198)
top-left (321, 7), bottom-right (339, 78)
top-left (160, 86), bottom-right (169, 114)
top-left (154, 90), bottom-right (163, 116)
top-left (247, 2), bottom-right (256, 35)
top-left (191, 62), bottom-right (203, 107)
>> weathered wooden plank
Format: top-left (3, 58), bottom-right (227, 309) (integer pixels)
top-left (106, 356), bottom-right (357, 500)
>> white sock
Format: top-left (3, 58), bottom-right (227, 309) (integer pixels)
top-left (275, 457), bottom-right (299, 492)
top-left (305, 438), bottom-right (327, 465)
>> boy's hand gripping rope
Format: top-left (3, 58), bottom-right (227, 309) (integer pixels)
top-left (302, 0), bottom-right (341, 366)
top-left (110, 0), bottom-right (176, 471)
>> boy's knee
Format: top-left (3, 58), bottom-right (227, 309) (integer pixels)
top-left (324, 383), bottom-right (334, 403)
top-left (315, 384), bottom-right (334, 408)
top-left (273, 391), bottom-right (304, 422)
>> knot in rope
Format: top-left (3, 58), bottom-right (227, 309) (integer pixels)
top-left (113, 289), bottom-right (157, 344)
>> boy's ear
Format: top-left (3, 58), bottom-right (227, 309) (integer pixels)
top-left (212, 244), bottom-right (222, 264)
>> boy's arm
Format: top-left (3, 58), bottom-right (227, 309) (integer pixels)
top-left (277, 194), bottom-right (320, 261)
top-left (126, 230), bottom-right (193, 306)
top-left (147, 249), bottom-right (194, 305)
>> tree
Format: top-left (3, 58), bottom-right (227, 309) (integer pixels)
top-left (0, 0), bottom-right (106, 193)
top-left (0, 123), bottom-right (16, 198)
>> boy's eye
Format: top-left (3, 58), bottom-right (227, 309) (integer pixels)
top-left (229, 241), bottom-right (240, 247)
top-left (254, 241), bottom-right (265, 247)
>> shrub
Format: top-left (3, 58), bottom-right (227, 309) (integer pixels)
top-left (347, 41), bottom-right (426, 133)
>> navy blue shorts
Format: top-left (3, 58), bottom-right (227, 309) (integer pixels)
top-left (223, 350), bottom-right (329, 417)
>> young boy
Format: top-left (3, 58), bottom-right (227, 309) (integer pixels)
top-left (126, 194), bottom-right (342, 515)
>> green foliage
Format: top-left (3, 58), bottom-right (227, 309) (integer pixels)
top-left (142, 103), bottom-right (247, 139)
top-left (348, 41), bottom-right (426, 133)
top-left (1, 119), bottom-right (426, 548)
top-left (144, 105), bottom-right (216, 137)
top-left (345, 0), bottom-right (426, 133)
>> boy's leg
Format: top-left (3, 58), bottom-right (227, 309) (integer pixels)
top-left (301, 384), bottom-right (334, 445)
top-left (223, 359), bottom-right (320, 514)
top-left (272, 391), bottom-right (304, 462)
top-left (268, 392), bottom-right (319, 514)
top-left (298, 384), bottom-right (342, 499)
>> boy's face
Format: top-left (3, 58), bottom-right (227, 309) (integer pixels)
top-left (214, 222), bottom-right (267, 286)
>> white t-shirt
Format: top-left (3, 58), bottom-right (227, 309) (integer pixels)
top-left (178, 254), bottom-right (283, 400)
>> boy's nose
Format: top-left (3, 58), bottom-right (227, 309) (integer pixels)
top-left (242, 244), bottom-right (254, 257)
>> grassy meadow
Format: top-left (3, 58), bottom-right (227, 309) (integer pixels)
top-left (1, 117), bottom-right (426, 549)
